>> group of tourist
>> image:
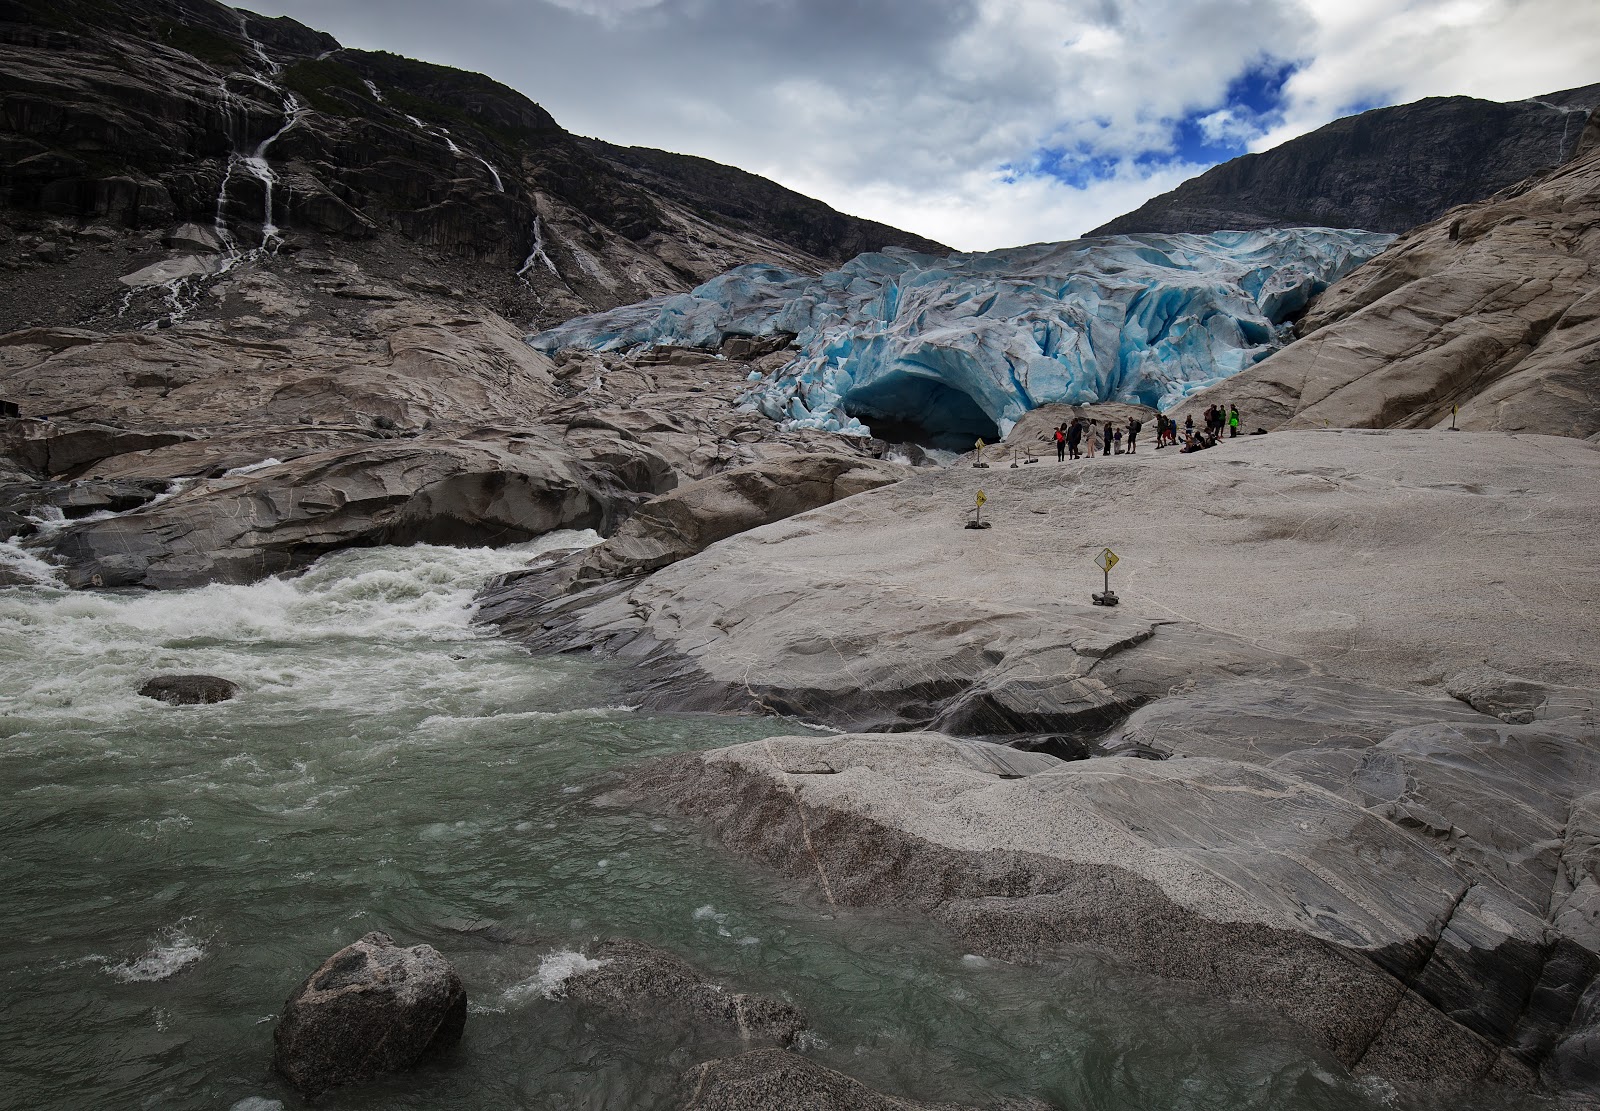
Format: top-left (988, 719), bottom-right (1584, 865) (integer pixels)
top-left (1050, 404), bottom-right (1243, 460)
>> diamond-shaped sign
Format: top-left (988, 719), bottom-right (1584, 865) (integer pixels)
top-left (1095, 547), bottom-right (1119, 573)
top-left (975, 490), bottom-right (987, 507)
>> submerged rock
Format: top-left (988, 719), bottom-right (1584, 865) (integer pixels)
top-left (678, 1048), bottom-right (1048, 1110)
top-left (138, 674), bottom-right (239, 705)
top-left (565, 938), bottom-right (805, 1046)
top-left (272, 932), bottom-right (466, 1096)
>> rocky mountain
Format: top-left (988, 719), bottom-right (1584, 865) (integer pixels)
top-left (1091, 84), bottom-right (1600, 236)
top-left (1175, 111), bottom-right (1600, 437)
top-left (0, 0), bottom-right (946, 335)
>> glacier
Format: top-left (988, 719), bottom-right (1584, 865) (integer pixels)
top-left (527, 228), bottom-right (1393, 449)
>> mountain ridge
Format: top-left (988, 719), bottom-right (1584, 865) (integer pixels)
top-left (1091, 84), bottom-right (1600, 237)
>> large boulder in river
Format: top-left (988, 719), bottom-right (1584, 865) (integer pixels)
top-left (272, 932), bottom-right (466, 1096)
top-left (138, 674), bottom-right (238, 705)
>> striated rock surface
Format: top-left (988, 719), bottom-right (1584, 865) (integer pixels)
top-left (1176, 135), bottom-right (1600, 437)
top-left (272, 931), bottom-right (466, 1096)
top-left (679, 1049), bottom-right (1050, 1111)
top-left (1092, 86), bottom-right (1600, 237)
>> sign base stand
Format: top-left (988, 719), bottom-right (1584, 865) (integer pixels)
top-left (1091, 589), bottom-right (1118, 606)
top-left (965, 520), bottom-right (992, 530)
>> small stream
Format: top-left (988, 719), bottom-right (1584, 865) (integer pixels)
top-left (0, 539), bottom-right (1544, 1110)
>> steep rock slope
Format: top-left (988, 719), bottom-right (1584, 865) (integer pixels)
top-left (1092, 85), bottom-right (1600, 236)
top-left (0, 0), bottom-right (945, 334)
top-left (1176, 121), bottom-right (1600, 436)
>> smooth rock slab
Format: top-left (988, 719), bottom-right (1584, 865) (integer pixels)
top-left (638, 733), bottom-right (1523, 1089)
top-left (137, 674), bottom-right (239, 705)
top-left (272, 932), bottom-right (466, 1096)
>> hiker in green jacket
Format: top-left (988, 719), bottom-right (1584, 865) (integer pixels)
top-left (1228, 404), bottom-right (1241, 438)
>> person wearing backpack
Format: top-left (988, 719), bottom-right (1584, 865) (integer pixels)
top-left (1127, 416), bottom-right (1141, 454)
top-left (1066, 418), bottom-right (1083, 459)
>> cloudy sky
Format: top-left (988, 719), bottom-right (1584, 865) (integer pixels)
top-left (248, 0), bottom-right (1599, 251)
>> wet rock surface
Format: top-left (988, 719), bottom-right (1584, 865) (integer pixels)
top-left (137, 673), bottom-right (239, 704)
top-left (272, 931), bottom-right (466, 1096)
top-left (565, 938), bottom-right (806, 1047)
top-left (679, 1049), bottom-right (1052, 1111)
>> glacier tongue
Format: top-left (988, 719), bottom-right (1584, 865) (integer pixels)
top-left (527, 228), bottom-right (1393, 448)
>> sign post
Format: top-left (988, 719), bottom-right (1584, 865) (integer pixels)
top-left (965, 489), bottom-right (992, 530)
top-left (1447, 404), bottom-right (1460, 432)
top-left (973, 438), bottom-right (989, 469)
top-left (1092, 547), bottom-right (1119, 606)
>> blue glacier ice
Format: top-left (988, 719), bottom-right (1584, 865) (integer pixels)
top-left (528, 228), bottom-right (1393, 449)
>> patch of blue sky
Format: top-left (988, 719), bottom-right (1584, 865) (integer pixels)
top-left (1000, 59), bottom-right (1300, 187)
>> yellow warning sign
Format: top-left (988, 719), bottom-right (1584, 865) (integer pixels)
top-left (1095, 547), bottom-right (1119, 573)
top-left (975, 489), bottom-right (987, 507)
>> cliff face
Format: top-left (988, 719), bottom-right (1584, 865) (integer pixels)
top-left (1091, 86), bottom-right (1600, 237)
top-left (0, 0), bottom-right (946, 333)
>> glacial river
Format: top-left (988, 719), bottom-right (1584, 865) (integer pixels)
top-left (0, 539), bottom-right (1541, 1110)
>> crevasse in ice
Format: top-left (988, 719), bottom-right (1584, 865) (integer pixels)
top-left (527, 228), bottom-right (1393, 449)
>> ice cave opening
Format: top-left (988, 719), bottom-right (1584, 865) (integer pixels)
top-left (841, 372), bottom-right (1001, 453)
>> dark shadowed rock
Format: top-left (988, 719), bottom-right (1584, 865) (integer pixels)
top-left (0, 415), bottom-right (193, 478)
top-left (678, 1049), bottom-right (1049, 1110)
top-left (564, 938), bottom-right (806, 1046)
top-left (1090, 86), bottom-right (1600, 237)
top-left (272, 931), bottom-right (466, 1096)
top-left (138, 674), bottom-right (239, 704)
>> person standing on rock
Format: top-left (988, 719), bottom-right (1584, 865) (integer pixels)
top-left (1185, 413), bottom-right (1195, 440)
top-left (1127, 416), bottom-right (1141, 455)
top-left (1103, 420), bottom-right (1114, 456)
top-left (1229, 404), bottom-right (1241, 438)
top-left (1054, 424), bottom-right (1067, 462)
top-left (1067, 418), bottom-right (1083, 460)
top-left (1084, 420), bottom-right (1097, 459)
